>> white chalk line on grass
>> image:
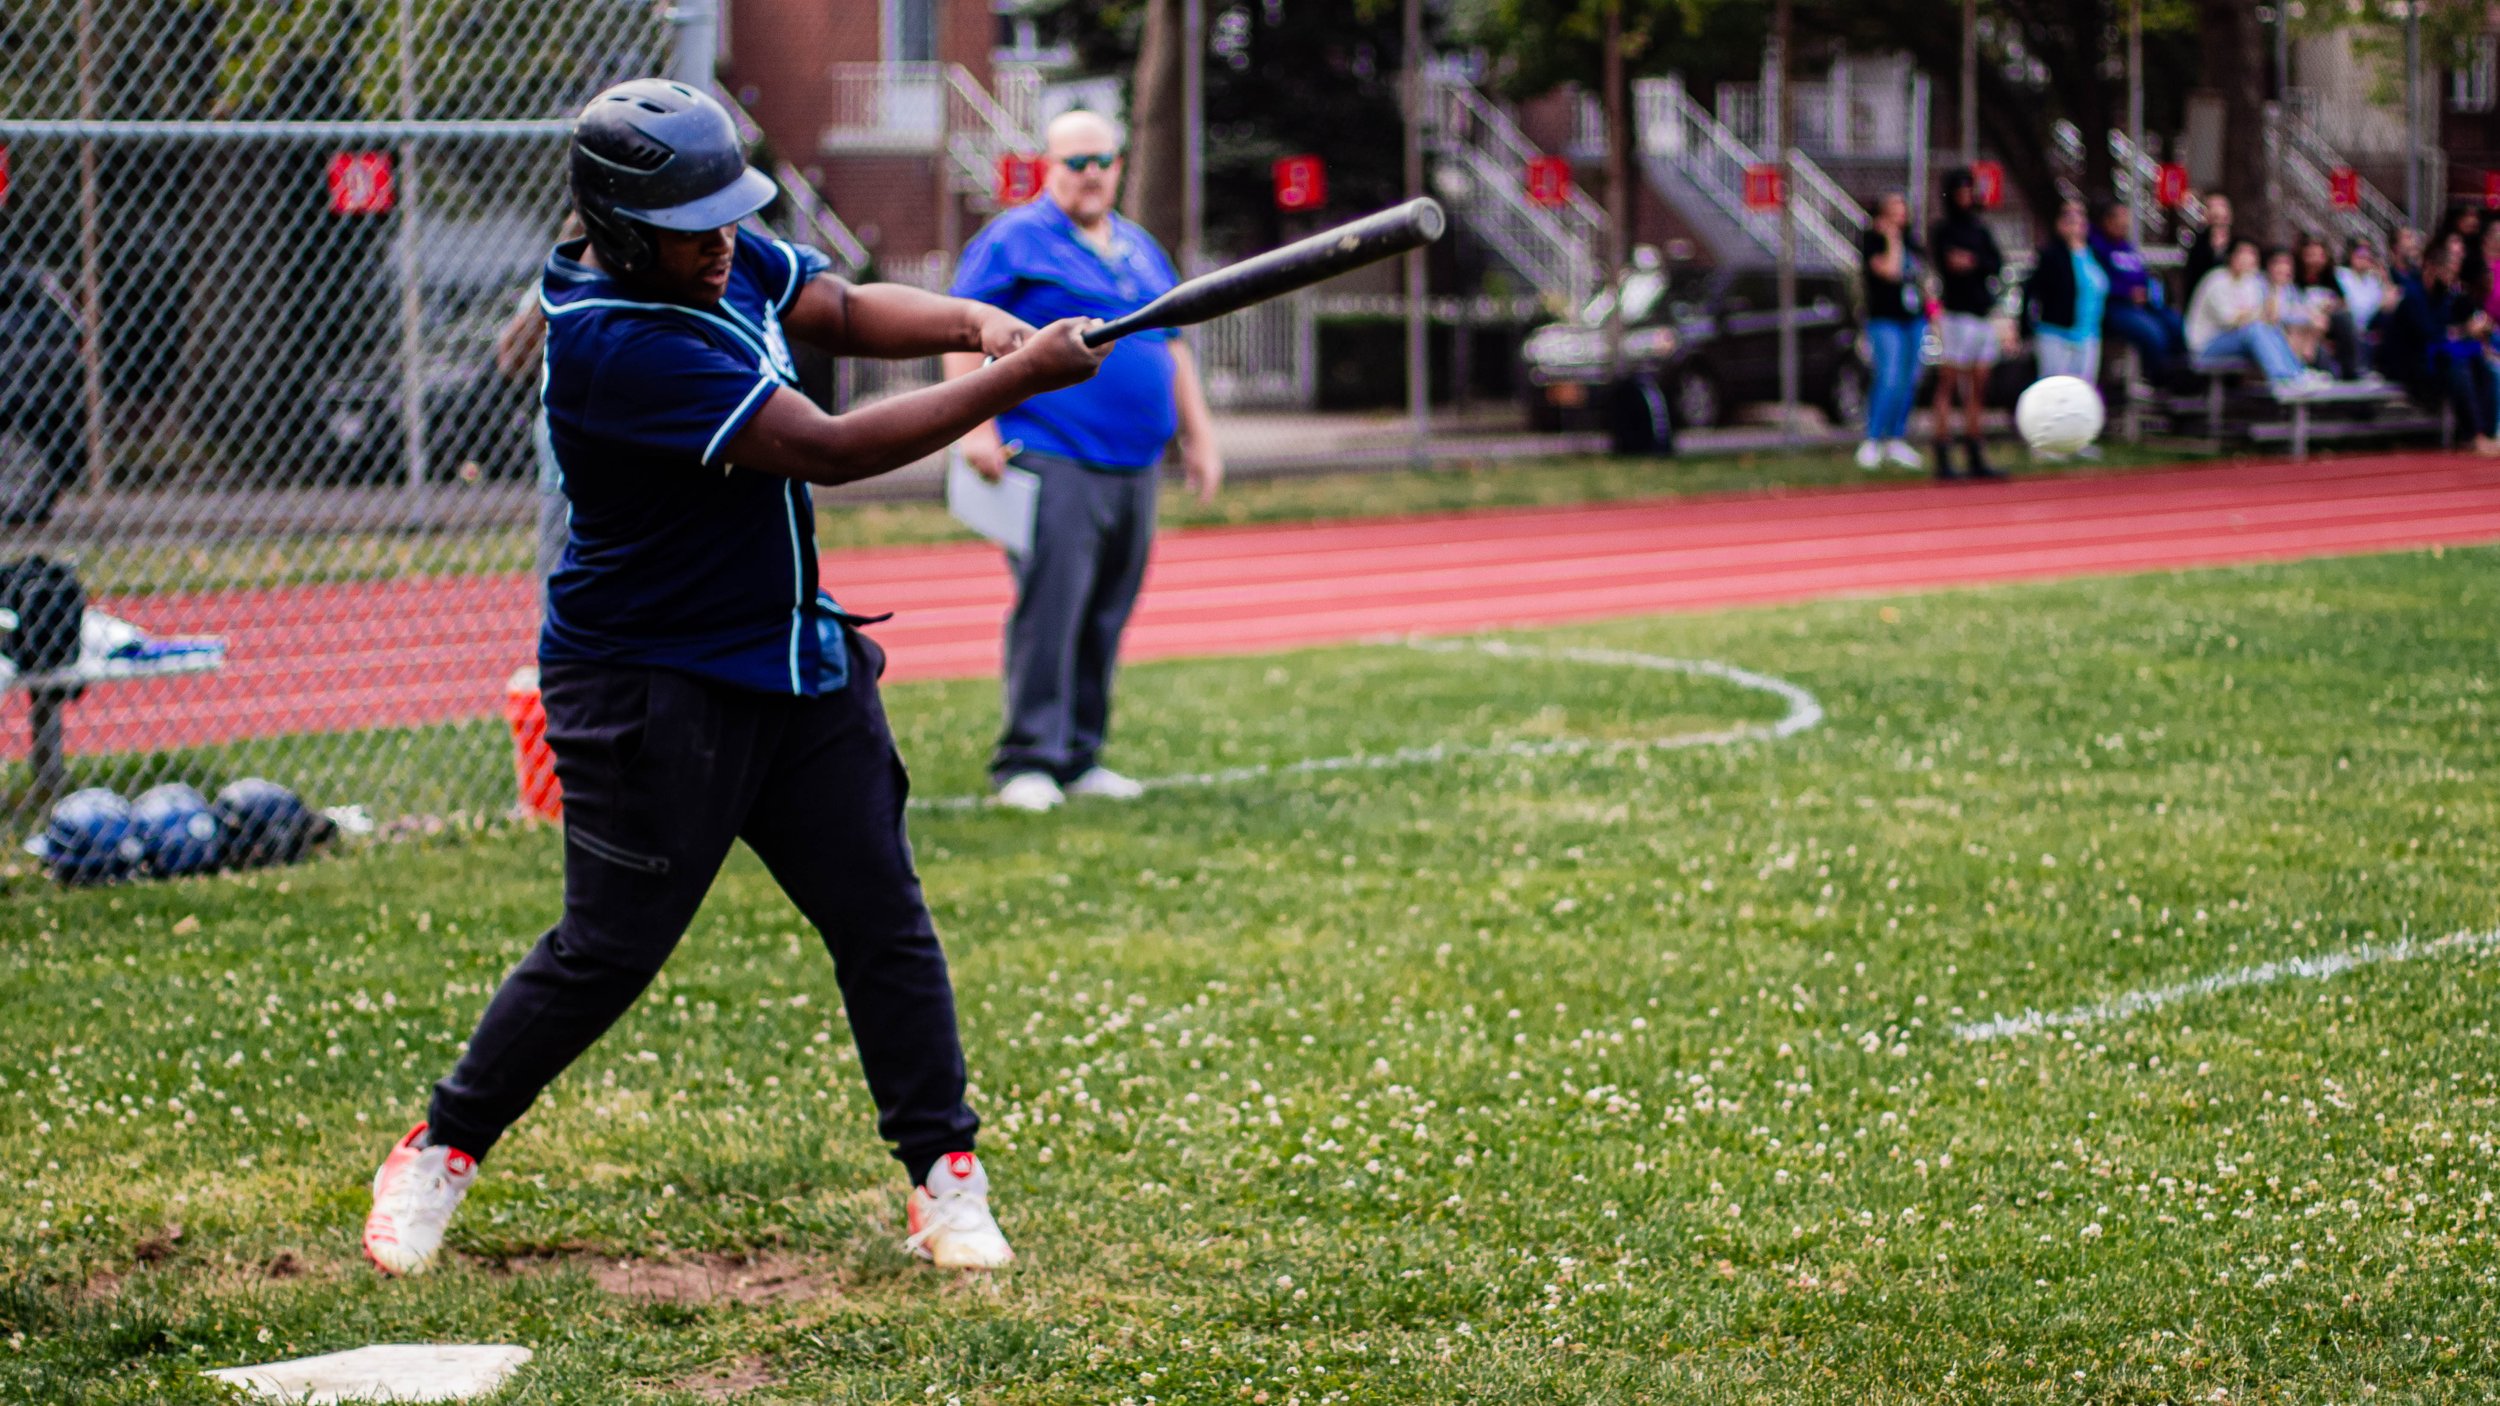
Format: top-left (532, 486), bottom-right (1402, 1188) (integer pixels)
top-left (909, 637), bottom-right (1824, 812)
top-left (1953, 926), bottom-right (2500, 1042)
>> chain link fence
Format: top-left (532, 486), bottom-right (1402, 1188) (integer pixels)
top-left (0, 0), bottom-right (684, 842)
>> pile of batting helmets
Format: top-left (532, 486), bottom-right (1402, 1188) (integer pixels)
top-left (25, 779), bottom-right (336, 885)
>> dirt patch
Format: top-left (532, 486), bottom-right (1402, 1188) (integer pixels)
top-left (131, 1223), bottom-right (183, 1264)
top-left (263, 1249), bottom-right (305, 1279)
top-left (586, 1252), bottom-right (835, 1306)
top-left (674, 1354), bottom-right (783, 1400)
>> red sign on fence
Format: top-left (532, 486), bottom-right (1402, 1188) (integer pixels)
top-left (2155, 162), bottom-right (2189, 208)
top-left (1742, 163), bottom-right (1785, 210)
top-left (1273, 155), bottom-right (1327, 212)
top-left (0, 146), bottom-right (10, 209)
top-left (994, 153), bottom-right (1046, 205)
top-left (1969, 161), bottom-right (2005, 210)
top-left (1525, 155), bottom-right (1573, 208)
top-left (2329, 166), bottom-right (2361, 211)
top-left (326, 151), bottom-right (395, 215)
top-left (2485, 171), bottom-right (2500, 209)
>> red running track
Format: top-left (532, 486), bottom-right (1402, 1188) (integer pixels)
top-left (10, 452), bottom-right (2499, 760)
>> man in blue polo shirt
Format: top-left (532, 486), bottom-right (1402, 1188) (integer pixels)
top-left (944, 109), bottom-right (1223, 813)
top-left (360, 79), bottom-right (1105, 1279)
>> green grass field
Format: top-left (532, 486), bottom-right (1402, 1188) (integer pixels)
top-left (5, 547), bottom-right (2495, 1403)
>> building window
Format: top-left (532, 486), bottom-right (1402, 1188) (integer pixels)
top-left (889, 0), bottom-right (937, 63)
top-left (2454, 34), bottom-right (2496, 114)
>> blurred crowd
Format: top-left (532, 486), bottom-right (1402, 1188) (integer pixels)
top-left (1857, 172), bottom-right (2500, 474)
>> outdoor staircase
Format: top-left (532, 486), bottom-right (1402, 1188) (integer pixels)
top-left (1629, 78), bottom-right (1866, 272)
top-left (2272, 91), bottom-right (2408, 247)
top-left (822, 62), bottom-right (1040, 215)
top-left (1420, 69), bottom-right (1607, 310)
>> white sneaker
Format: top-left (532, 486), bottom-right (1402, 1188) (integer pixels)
top-left (993, 772), bottom-right (1063, 812)
top-left (1854, 439), bottom-right (1883, 470)
top-left (1065, 766), bottom-right (1146, 800)
top-left (1882, 439), bottom-right (1924, 469)
top-left (362, 1123), bottom-right (479, 1276)
top-left (905, 1151), bottom-right (1014, 1270)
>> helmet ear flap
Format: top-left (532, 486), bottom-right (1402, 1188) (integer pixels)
top-left (578, 202), bottom-right (655, 275)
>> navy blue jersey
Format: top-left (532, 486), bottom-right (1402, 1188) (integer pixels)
top-left (537, 231), bottom-right (856, 695)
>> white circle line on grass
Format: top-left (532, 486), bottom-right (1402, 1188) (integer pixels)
top-left (910, 637), bottom-right (1825, 813)
top-left (1952, 926), bottom-right (2500, 1042)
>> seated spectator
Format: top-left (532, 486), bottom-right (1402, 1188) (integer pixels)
top-left (2477, 223), bottom-right (2500, 327)
top-left (2025, 198), bottom-right (2108, 383)
top-left (2291, 235), bottom-right (2365, 379)
top-left (2265, 247), bottom-right (2329, 368)
top-left (2335, 238), bottom-right (2397, 336)
top-left (2181, 193), bottom-right (2233, 304)
top-left (2185, 237), bottom-right (2324, 391)
top-left (2386, 226), bottom-right (2424, 283)
top-left (2383, 241), bottom-right (2499, 453)
top-left (2091, 198), bottom-right (2184, 384)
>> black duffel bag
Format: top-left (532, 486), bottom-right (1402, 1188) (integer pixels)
top-left (0, 556), bottom-right (86, 673)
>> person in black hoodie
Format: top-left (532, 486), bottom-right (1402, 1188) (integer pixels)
top-left (2180, 193), bottom-right (2233, 307)
top-left (1928, 168), bottom-right (2007, 480)
top-left (2025, 198), bottom-right (2111, 387)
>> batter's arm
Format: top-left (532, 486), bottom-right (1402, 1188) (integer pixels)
top-left (727, 317), bottom-right (1104, 487)
top-left (783, 275), bottom-right (1034, 361)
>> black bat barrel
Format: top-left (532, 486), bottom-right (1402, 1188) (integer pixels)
top-left (1082, 197), bottom-right (1447, 347)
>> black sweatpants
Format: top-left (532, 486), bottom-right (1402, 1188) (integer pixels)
top-left (992, 451), bottom-right (1159, 784)
top-left (427, 627), bottom-right (977, 1182)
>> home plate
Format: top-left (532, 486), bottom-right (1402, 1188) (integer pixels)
top-left (204, 1344), bottom-right (532, 1403)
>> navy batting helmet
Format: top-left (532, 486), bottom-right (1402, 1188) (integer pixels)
top-left (214, 778), bottom-right (336, 869)
top-left (28, 787), bottom-right (144, 885)
top-left (132, 782), bottom-right (223, 877)
top-left (570, 79), bottom-right (776, 276)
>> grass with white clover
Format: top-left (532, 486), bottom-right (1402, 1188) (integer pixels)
top-left (3, 545), bottom-right (2497, 1403)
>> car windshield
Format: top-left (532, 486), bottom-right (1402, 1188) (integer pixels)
top-left (1580, 268), bottom-right (1668, 327)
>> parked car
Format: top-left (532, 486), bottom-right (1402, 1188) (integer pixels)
top-left (314, 355), bottom-right (536, 484)
top-left (0, 268), bottom-right (91, 525)
top-left (1521, 262), bottom-right (1869, 452)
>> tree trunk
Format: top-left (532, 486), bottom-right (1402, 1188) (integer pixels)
top-left (1124, 0), bottom-right (1186, 253)
top-left (2200, 0), bottom-right (2270, 241)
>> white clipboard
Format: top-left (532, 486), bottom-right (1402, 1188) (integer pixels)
top-left (946, 449), bottom-right (1040, 556)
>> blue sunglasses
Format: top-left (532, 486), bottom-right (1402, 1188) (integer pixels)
top-left (1058, 152), bottom-right (1119, 172)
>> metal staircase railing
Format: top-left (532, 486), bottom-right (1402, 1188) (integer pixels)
top-left (2272, 92), bottom-right (2407, 247)
top-left (1420, 72), bottom-right (1605, 309)
top-left (1632, 77), bottom-right (1865, 269)
top-left (2099, 128), bottom-right (2207, 250)
top-left (717, 87), bottom-right (870, 274)
top-left (823, 62), bottom-right (1040, 212)
top-left (941, 64), bottom-right (1040, 210)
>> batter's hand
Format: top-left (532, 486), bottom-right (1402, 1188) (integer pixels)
top-left (1010, 318), bottom-right (1110, 393)
top-left (977, 309), bottom-right (1037, 361)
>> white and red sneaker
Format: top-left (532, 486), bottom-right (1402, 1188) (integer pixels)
top-left (905, 1152), bottom-right (1014, 1270)
top-left (362, 1123), bottom-right (478, 1276)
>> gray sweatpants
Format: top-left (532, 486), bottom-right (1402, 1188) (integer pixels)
top-left (993, 451), bottom-right (1159, 785)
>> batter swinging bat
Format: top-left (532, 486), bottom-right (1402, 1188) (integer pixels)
top-left (1081, 197), bottom-right (1447, 348)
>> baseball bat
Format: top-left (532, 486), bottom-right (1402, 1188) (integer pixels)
top-left (1081, 197), bottom-right (1447, 348)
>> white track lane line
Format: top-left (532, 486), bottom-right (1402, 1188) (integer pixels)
top-left (910, 637), bottom-right (1824, 812)
top-left (1954, 926), bottom-right (2500, 1042)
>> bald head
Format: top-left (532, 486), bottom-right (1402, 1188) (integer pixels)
top-left (1043, 109), bottom-right (1123, 231)
top-left (1045, 109), bottom-right (1123, 157)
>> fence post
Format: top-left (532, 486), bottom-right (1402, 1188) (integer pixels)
top-left (1293, 290), bottom-right (1318, 409)
top-left (75, 0), bottom-right (107, 499)
top-left (669, 0), bottom-right (719, 88)
top-left (397, 0), bottom-right (429, 497)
